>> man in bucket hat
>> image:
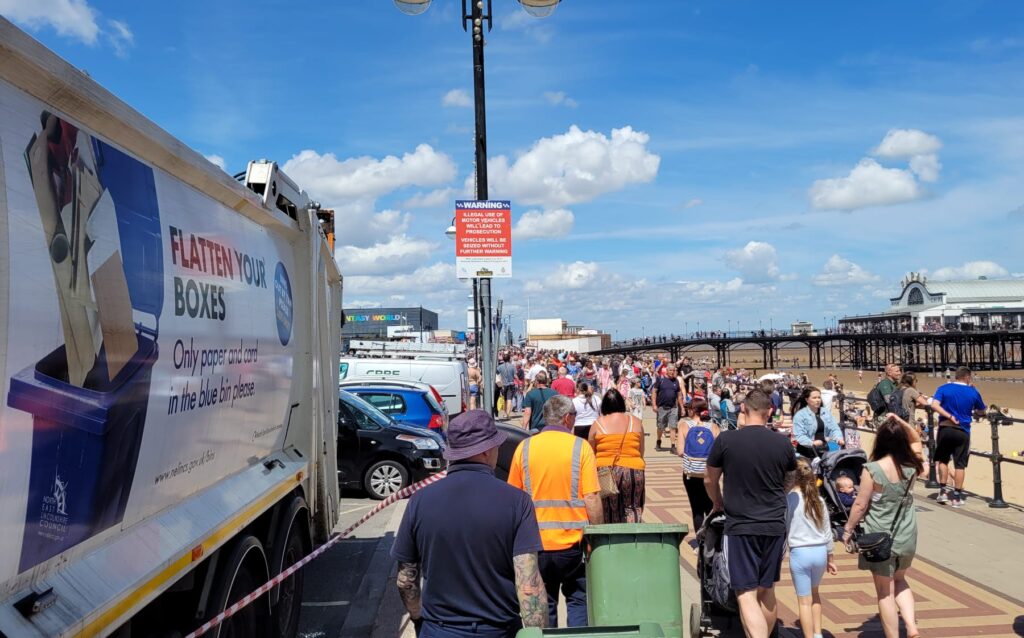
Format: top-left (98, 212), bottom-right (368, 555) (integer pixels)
top-left (392, 410), bottom-right (547, 637)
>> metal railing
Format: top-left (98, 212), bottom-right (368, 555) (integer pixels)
top-left (836, 392), bottom-right (1024, 509)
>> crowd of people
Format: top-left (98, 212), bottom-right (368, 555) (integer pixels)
top-left (394, 348), bottom-right (989, 638)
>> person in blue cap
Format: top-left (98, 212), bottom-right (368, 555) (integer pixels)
top-left (392, 410), bottom-right (547, 637)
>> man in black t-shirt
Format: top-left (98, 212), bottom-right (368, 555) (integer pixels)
top-left (705, 389), bottom-right (796, 638)
top-left (651, 365), bottom-right (685, 452)
top-left (679, 358), bottom-right (694, 394)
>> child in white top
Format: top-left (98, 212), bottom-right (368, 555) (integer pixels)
top-left (787, 457), bottom-right (837, 638)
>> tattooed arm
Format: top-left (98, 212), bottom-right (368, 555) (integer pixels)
top-left (513, 553), bottom-right (548, 628)
top-left (396, 561), bottom-right (422, 620)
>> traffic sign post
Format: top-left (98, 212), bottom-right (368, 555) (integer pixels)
top-left (455, 200), bottom-right (512, 278)
top-left (454, 200), bottom-right (511, 417)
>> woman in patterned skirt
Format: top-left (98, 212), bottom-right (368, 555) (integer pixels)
top-left (588, 388), bottom-right (646, 523)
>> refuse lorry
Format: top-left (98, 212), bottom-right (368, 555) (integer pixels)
top-left (0, 18), bottom-right (343, 637)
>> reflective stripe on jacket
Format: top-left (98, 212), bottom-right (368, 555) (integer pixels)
top-left (520, 434), bottom-right (590, 550)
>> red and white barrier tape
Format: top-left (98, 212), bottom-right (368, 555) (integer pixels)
top-left (184, 470), bottom-right (447, 638)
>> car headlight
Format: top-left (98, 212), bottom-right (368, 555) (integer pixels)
top-left (396, 434), bottom-right (440, 450)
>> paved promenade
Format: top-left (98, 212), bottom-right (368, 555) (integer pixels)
top-left (361, 414), bottom-right (1024, 637)
top-left (643, 450), bottom-right (1024, 637)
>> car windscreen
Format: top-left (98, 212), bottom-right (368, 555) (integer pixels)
top-left (340, 390), bottom-right (394, 429)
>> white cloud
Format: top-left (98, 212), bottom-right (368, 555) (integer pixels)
top-left (680, 198), bottom-right (703, 209)
top-left (813, 255), bottom-right (880, 286)
top-left (931, 261), bottom-right (1009, 280)
top-left (345, 300), bottom-right (382, 309)
top-left (499, 10), bottom-right (554, 43)
top-left (677, 277), bottom-right (745, 300)
top-left (484, 125), bottom-right (660, 209)
top-left (333, 203), bottom-right (410, 248)
top-left (107, 18), bottom-right (133, 57)
top-left (543, 91), bottom-right (579, 108)
top-left (1, 0), bottom-right (100, 44)
top-left (442, 89), bottom-right (472, 108)
top-left (345, 262), bottom-right (458, 296)
top-left (873, 129), bottom-right (942, 159)
top-left (400, 187), bottom-right (456, 209)
top-left (724, 241), bottom-right (780, 283)
top-left (513, 209), bottom-right (574, 240)
top-left (809, 129), bottom-right (943, 211)
top-left (546, 261), bottom-right (599, 289)
top-left (808, 158), bottom-right (922, 210)
top-left (334, 235), bottom-right (436, 276)
top-left (283, 144), bottom-right (457, 202)
top-left (204, 154), bottom-right (227, 171)
top-left (908, 153), bottom-right (941, 183)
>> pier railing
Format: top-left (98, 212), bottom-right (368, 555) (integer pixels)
top-left (836, 392), bottom-right (1024, 508)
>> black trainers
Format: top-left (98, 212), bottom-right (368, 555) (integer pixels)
top-left (670, 445), bottom-right (677, 455)
top-left (655, 440), bottom-right (662, 451)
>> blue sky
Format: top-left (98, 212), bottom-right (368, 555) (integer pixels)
top-left (6, 0), bottom-right (1024, 338)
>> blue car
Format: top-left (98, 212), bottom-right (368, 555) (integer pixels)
top-left (339, 379), bottom-right (449, 438)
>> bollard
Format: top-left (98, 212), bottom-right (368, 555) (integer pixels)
top-left (988, 409), bottom-right (1009, 509)
top-left (925, 411), bottom-right (940, 488)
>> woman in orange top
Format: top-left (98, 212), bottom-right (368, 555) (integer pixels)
top-left (588, 388), bottom-right (646, 523)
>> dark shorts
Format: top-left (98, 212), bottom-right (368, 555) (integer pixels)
top-left (935, 427), bottom-right (971, 469)
top-left (501, 385), bottom-right (516, 401)
top-left (727, 534), bottom-right (786, 592)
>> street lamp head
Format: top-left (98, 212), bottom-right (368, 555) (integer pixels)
top-left (519, 0), bottom-right (561, 18)
top-left (394, 0), bottom-right (431, 16)
top-left (445, 224), bottom-right (457, 241)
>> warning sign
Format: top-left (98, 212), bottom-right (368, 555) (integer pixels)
top-left (455, 200), bottom-right (512, 278)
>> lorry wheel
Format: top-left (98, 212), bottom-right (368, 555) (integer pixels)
top-left (269, 497), bottom-right (310, 638)
top-left (364, 460), bottom-right (408, 499)
top-left (206, 535), bottom-right (271, 638)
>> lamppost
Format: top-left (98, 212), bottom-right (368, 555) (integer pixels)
top-left (404, 0), bottom-right (561, 415)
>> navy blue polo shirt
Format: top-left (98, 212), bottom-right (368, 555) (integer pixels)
top-left (391, 462), bottom-right (543, 625)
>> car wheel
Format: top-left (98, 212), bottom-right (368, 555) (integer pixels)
top-left (363, 460), bottom-right (409, 499)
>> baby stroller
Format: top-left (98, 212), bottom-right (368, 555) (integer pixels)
top-left (690, 513), bottom-right (738, 637)
top-left (814, 448), bottom-right (868, 539)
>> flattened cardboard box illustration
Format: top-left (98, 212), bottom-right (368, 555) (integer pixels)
top-left (7, 112), bottom-right (163, 571)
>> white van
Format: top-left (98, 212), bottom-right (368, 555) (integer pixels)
top-left (339, 357), bottom-right (469, 416)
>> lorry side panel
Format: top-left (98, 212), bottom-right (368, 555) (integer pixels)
top-left (0, 79), bottom-right (302, 590)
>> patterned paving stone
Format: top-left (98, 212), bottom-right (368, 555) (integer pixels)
top-left (641, 455), bottom-right (1024, 637)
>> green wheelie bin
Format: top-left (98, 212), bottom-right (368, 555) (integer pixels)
top-left (515, 623), bottom-right (665, 637)
top-left (583, 523), bottom-right (688, 638)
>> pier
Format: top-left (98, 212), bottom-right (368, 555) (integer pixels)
top-left (593, 330), bottom-right (1024, 372)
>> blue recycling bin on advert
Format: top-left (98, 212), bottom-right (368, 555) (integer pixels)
top-left (6, 136), bottom-right (163, 571)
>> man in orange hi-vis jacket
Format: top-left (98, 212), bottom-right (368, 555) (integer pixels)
top-left (508, 394), bottom-right (603, 628)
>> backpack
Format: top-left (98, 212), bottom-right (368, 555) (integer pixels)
top-left (886, 388), bottom-right (909, 421)
top-left (867, 384), bottom-right (888, 414)
top-left (682, 422), bottom-right (715, 476)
